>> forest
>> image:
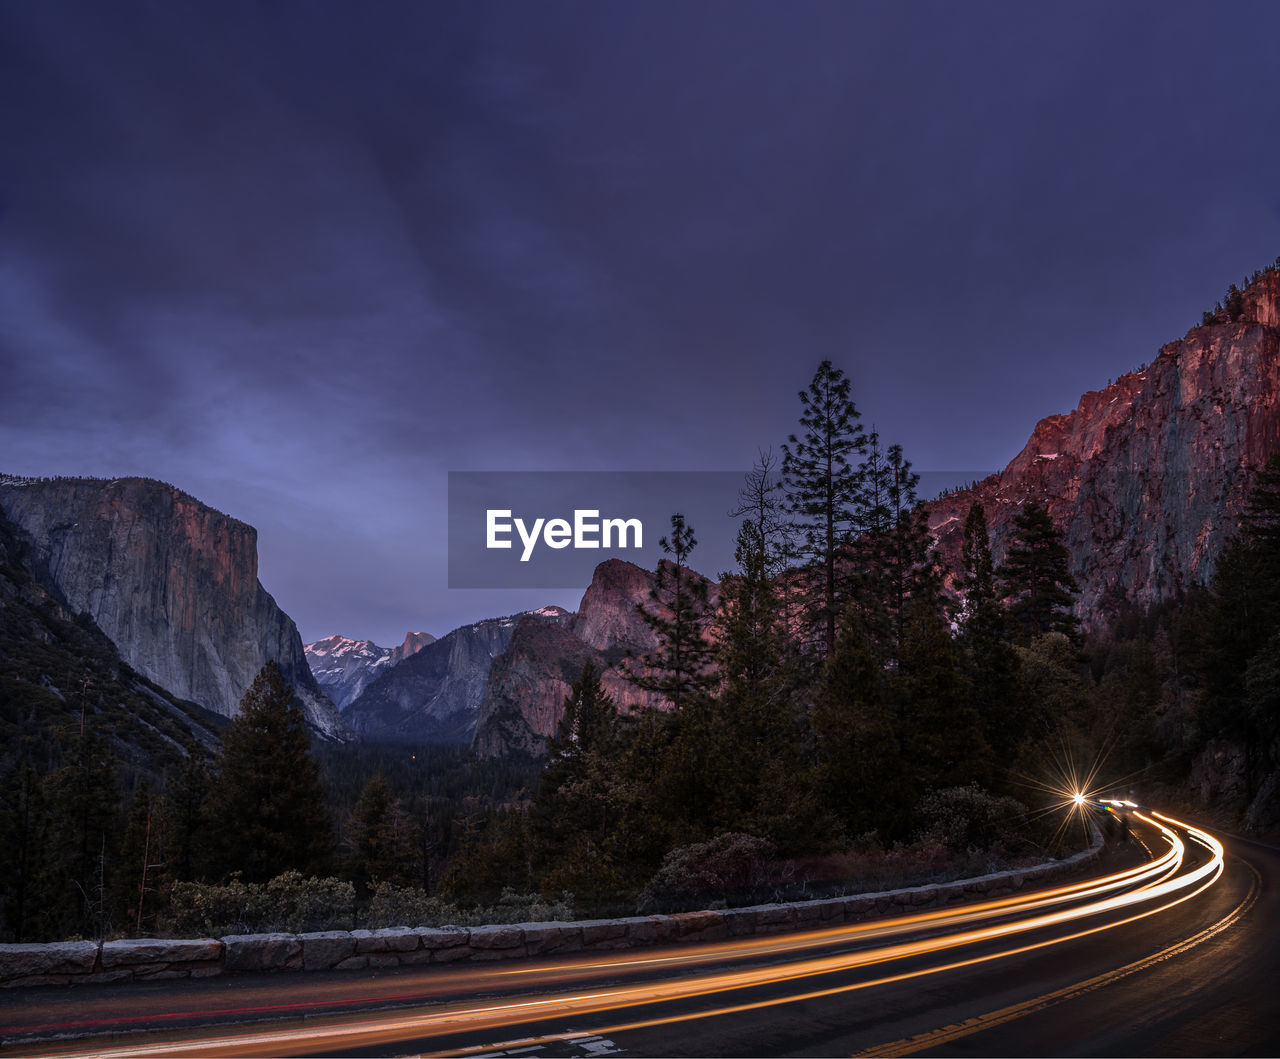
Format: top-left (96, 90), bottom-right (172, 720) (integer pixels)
top-left (2, 361), bottom-right (1278, 942)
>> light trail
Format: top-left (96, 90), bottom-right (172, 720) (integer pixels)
top-left (34, 811), bottom-right (1226, 1059)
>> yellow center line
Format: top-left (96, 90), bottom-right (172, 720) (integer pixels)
top-left (856, 857), bottom-right (1260, 1057)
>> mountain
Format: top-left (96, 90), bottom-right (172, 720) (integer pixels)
top-left (0, 503), bottom-right (226, 778)
top-left (304, 631), bottom-right (435, 709)
top-left (390, 630), bottom-right (435, 665)
top-left (926, 266), bottom-right (1280, 625)
top-left (473, 268), bottom-right (1280, 758)
top-left (572, 558), bottom-right (664, 659)
top-left (473, 559), bottom-right (715, 758)
top-left (0, 475), bottom-right (350, 740)
top-left (342, 606), bottom-right (572, 743)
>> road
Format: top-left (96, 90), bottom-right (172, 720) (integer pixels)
top-left (1, 808), bottom-right (1276, 1057)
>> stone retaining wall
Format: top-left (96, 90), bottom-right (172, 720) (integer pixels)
top-left (0, 836), bottom-right (1102, 988)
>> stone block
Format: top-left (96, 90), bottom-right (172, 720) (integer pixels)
top-left (621, 917), bottom-right (660, 945)
top-left (415, 927), bottom-right (470, 950)
top-left (468, 925), bottom-right (524, 950)
top-left (299, 931), bottom-right (356, 971)
top-left (672, 911), bottom-right (727, 939)
top-left (430, 945), bottom-right (474, 963)
top-left (0, 941), bottom-right (99, 984)
top-left (580, 920), bottom-right (628, 948)
top-left (720, 908), bottom-right (757, 936)
top-left (646, 915), bottom-right (681, 943)
top-left (100, 938), bottom-right (222, 970)
top-left (222, 933), bottom-right (302, 973)
top-left (351, 928), bottom-right (420, 954)
top-left (520, 923), bottom-right (578, 955)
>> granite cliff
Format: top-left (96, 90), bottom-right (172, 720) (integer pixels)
top-left (472, 559), bottom-right (715, 758)
top-left (0, 503), bottom-right (226, 775)
top-left (343, 606), bottom-right (572, 744)
top-left (926, 268), bottom-right (1280, 624)
top-left (0, 476), bottom-right (349, 739)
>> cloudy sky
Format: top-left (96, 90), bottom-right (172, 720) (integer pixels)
top-left (3, 0), bottom-right (1279, 646)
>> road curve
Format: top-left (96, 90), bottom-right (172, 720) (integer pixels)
top-left (2, 809), bottom-right (1274, 1057)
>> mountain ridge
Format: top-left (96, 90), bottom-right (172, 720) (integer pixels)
top-left (0, 475), bottom-right (350, 739)
top-left (924, 266), bottom-right (1280, 624)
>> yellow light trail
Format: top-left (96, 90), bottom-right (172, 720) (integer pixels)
top-left (39, 811), bottom-right (1226, 1059)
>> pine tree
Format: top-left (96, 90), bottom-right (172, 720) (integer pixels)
top-left (0, 766), bottom-right (44, 942)
top-left (811, 615), bottom-right (910, 840)
top-left (849, 439), bottom-right (939, 663)
top-left (532, 663), bottom-right (625, 873)
top-left (346, 771), bottom-right (416, 892)
top-left (782, 360), bottom-right (867, 659)
top-left (203, 662), bottom-right (334, 882)
top-left (37, 727), bottom-right (121, 939)
top-left (851, 431), bottom-right (895, 656)
top-left (711, 455), bottom-right (810, 841)
top-left (162, 755), bottom-right (210, 882)
top-left (958, 503), bottom-right (1026, 773)
top-left (958, 502), bottom-right (998, 629)
top-left (1199, 453), bottom-right (1280, 796)
top-left (116, 783), bottom-right (163, 934)
top-left (631, 514), bottom-right (716, 710)
top-left (545, 660), bottom-right (621, 795)
top-left (719, 452), bottom-right (791, 698)
top-left (895, 604), bottom-right (991, 790)
top-left (997, 502), bottom-right (1080, 644)
top-left (884, 443), bottom-right (941, 651)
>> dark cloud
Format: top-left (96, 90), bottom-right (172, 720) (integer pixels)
top-left (2, 0), bottom-right (1279, 643)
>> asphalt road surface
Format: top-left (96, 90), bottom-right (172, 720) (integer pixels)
top-left (2, 809), bottom-right (1275, 1057)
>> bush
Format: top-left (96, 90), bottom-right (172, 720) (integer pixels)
top-left (914, 785), bottom-right (1030, 858)
top-left (484, 887), bottom-right (574, 925)
top-left (366, 884), bottom-right (574, 928)
top-left (638, 833), bottom-right (777, 913)
top-left (164, 871), bottom-right (355, 936)
top-left (365, 884), bottom-right (463, 929)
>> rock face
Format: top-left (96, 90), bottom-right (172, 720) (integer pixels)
top-left (473, 616), bottom-right (607, 758)
top-left (925, 269), bottom-right (1280, 626)
top-left (0, 476), bottom-right (349, 739)
top-left (571, 558), bottom-right (660, 658)
top-left (473, 560), bottom-right (713, 758)
top-left (304, 631), bottom-right (434, 709)
top-left (342, 607), bottom-right (572, 743)
top-left (390, 631), bottom-right (435, 666)
top-left (0, 502), bottom-right (226, 771)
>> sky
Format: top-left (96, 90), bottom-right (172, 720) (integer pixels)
top-left (3, 0), bottom-right (1280, 646)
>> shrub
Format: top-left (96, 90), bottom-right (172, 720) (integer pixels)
top-left (365, 884), bottom-right (573, 929)
top-left (164, 871), bottom-right (355, 936)
top-left (365, 884), bottom-right (463, 929)
top-left (638, 833), bottom-right (777, 913)
top-left (914, 785), bottom-right (1030, 858)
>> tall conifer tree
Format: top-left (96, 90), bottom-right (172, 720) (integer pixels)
top-left (1200, 453), bottom-right (1280, 796)
top-left (781, 360), bottom-right (867, 659)
top-left (997, 502), bottom-right (1080, 644)
top-left (631, 514), bottom-right (715, 710)
top-left (811, 616), bottom-right (910, 839)
top-left (958, 502), bottom-right (1026, 771)
top-left (203, 662), bottom-right (334, 882)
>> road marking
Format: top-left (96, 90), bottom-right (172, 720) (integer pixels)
top-left (854, 857), bottom-right (1262, 1057)
top-left (413, 1033), bottom-right (624, 1058)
